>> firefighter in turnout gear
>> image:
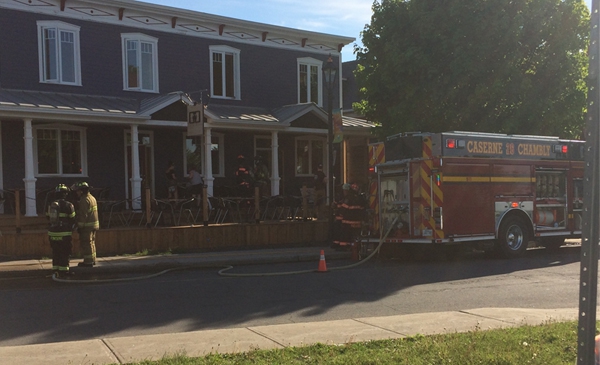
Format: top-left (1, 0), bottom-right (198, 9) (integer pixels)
top-left (72, 181), bottom-right (99, 267)
top-left (47, 184), bottom-right (76, 276)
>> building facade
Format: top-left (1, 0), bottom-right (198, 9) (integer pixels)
top-left (0, 0), bottom-right (372, 216)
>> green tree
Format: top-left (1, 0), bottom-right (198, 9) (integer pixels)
top-left (354, 0), bottom-right (589, 139)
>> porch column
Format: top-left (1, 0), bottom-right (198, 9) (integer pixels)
top-left (130, 124), bottom-right (142, 209)
top-left (270, 131), bottom-right (280, 196)
top-left (204, 126), bottom-right (214, 196)
top-left (23, 119), bottom-right (37, 217)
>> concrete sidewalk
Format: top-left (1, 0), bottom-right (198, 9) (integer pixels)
top-left (0, 307), bottom-right (578, 365)
top-left (0, 247), bottom-right (580, 364)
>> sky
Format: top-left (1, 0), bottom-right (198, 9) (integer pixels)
top-left (142, 0), bottom-right (593, 62)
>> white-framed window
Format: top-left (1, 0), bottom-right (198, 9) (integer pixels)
top-left (121, 33), bottom-right (159, 92)
top-left (297, 57), bottom-right (323, 106)
top-left (185, 133), bottom-right (225, 176)
top-left (34, 124), bottom-right (86, 176)
top-left (210, 45), bottom-right (240, 100)
top-left (254, 135), bottom-right (272, 173)
top-left (37, 21), bottom-right (81, 85)
top-left (295, 137), bottom-right (325, 176)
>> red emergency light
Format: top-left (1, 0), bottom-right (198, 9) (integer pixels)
top-left (446, 139), bottom-right (456, 149)
top-left (553, 144), bottom-right (568, 154)
top-left (511, 202), bottom-right (519, 208)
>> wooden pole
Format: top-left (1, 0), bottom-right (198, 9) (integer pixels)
top-left (203, 185), bottom-right (209, 226)
top-left (145, 187), bottom-right (151, 228)
top-left (254, 186), bottom-right (260, 224)
top-left (14, 190), bottom-right (21, 234)
top-left (301, 184), bottom-right (308, 221)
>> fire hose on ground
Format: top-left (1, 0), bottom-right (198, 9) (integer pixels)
top-left (52, 217), bottom-right (399, 283)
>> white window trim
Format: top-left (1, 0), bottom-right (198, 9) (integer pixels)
top-left (33, 124), bottom-right (87, 177)
top-left (209, 45), bottom-right (241, 100)
top-left (121, 33), bottom-right (159, 93)
top-left (37, 20), bottom-right (82, 86)
top-left (211, 132), bottom-right (225, 177)
top-left (297, 57), bottom-right (323, 106)
top-left (294, 136), bottom-right (325, 177)
top-left (254, 135), bottom-right (271, 157)
top-left (183, 132), bottom-right (225, 177)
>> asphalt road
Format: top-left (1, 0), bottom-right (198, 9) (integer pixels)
top-left (0, 246), bottom-right (583, 347)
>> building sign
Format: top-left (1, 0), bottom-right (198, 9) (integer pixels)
top-left (441, 135), bottom-right (580, 161)
top-left (187, 103), bottom-right (204, 137)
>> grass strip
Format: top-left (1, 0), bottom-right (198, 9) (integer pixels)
top-left (123, 320), bottom-right (583, 365)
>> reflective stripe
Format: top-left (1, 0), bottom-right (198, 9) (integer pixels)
top-left (49, 232), bottom-right (72, 239)
top-left (79, 222), bottom-right (99, 228)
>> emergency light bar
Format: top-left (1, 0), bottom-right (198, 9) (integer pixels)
top-left (553, 145), bottom-right (568, 154)
top-left (445, 139), bottom-right (465, 149)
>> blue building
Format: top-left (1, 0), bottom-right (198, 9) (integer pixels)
top-left (0, 0), bottom-right (372, 216)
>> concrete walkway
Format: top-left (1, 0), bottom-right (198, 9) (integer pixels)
top-left (0, 247), bottom-right (580, 365)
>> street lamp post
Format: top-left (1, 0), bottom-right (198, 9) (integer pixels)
top-left (322, 55), bottom-right (338, 243)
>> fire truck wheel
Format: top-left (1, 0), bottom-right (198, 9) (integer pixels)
top-left (496, 216), bottom-right (531, 258)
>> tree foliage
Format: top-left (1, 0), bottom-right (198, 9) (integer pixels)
top-left (354, 0), bottom-right (590, 139)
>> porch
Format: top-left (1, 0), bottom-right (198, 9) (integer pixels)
top-left (0, 188), bottom-right (328, 258)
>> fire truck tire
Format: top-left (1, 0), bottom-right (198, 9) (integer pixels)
top-left (496, 216), bottom-right (531, 258)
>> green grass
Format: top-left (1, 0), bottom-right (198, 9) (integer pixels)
top-left (120, 321), bottom-right (583, 365)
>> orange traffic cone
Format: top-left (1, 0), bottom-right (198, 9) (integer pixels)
top-left (317, 249), bottom-right (328, 272)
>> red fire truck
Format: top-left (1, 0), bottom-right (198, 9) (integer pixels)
top-left (366, 131), bottom-right (584, 258)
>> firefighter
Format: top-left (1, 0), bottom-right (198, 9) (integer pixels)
top-left (72, 181), bottom-right (99, 267)
top-left (47, 184), bottom-right (76, 277)
top-left (340, 183), bottom-right (367, 249)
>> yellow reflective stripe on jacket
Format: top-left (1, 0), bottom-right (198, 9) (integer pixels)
top-left (49, 231), bottom-right (73, 238)
top-left (77, 193), bottom-right (99, 230)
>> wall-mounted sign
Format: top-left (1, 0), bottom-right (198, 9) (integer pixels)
top-left (187, 103), bottom-right (204, 137)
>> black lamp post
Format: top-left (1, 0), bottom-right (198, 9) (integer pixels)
top-left (322, 55), bottom-right (338, 243)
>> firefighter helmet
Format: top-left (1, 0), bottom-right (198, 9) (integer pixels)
top-left (55, 184), bottom-right (69, 193)
top-left (71, 181), bottom-right (89, 191)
